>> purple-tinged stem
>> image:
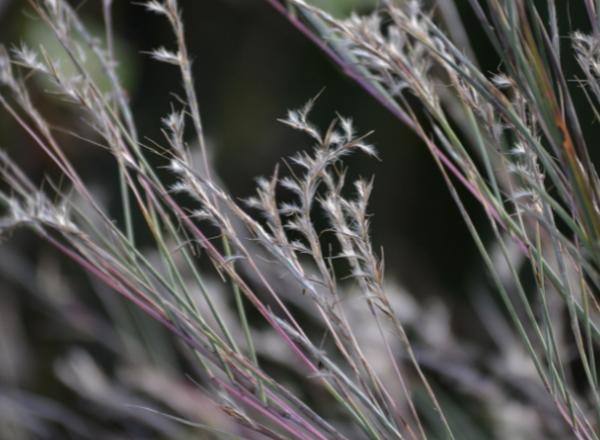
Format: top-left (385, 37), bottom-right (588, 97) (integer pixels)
top-left (263, 1), bottom-right (510, 235)
top-left (583, 0), bottom-right (600, 38)
top-left (214, 378), bottom-right (315, 440)
top-left (264, 0), bottom-right (416, 131)
top-left (41, 231), bottom-right (213, 358)
top-left (134, 172), bottom-right (320, 365)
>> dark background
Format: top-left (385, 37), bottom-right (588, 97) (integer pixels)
top-left (0, 0), bottom-right (488, 301)
top-left (0, 0), bottom-right (595, 438)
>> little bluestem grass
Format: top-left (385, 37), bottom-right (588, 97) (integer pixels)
top-left (2, 0), bottom-right (600, 439)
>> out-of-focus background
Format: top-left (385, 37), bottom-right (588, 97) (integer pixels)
top-left (1, 0), bottom-right (489, 300)
top-left (0, 0), bottom-right (593, 439)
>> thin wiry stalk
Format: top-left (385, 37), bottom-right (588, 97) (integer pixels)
top-left (144, 1), bottom-right (262, 398)
top-left (6, 0), bottom-right (600, 438)
top-left (2, 2), bottom-right (435, 436)
top-left (276, 0), bottom-right (600, 437)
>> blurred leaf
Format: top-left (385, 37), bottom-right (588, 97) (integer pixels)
top-left (23, 15), bottom-right (139, 98)
top-left (309, 0), bottom-right (377, 17)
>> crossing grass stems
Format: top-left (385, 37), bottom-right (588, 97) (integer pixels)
top-left (2, 0), bottom-right (600, 439)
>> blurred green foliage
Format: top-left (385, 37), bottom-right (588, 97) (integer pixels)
top-left (310, 0), bottom-right (377, 16)
top-left (24, 16), bottom-right (139, 98)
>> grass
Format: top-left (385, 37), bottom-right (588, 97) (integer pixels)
top-left (1, 0), bottom-right (600, 439)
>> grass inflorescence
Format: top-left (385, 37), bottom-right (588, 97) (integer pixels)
top-left (2, 0), bottom-right (600, 439)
